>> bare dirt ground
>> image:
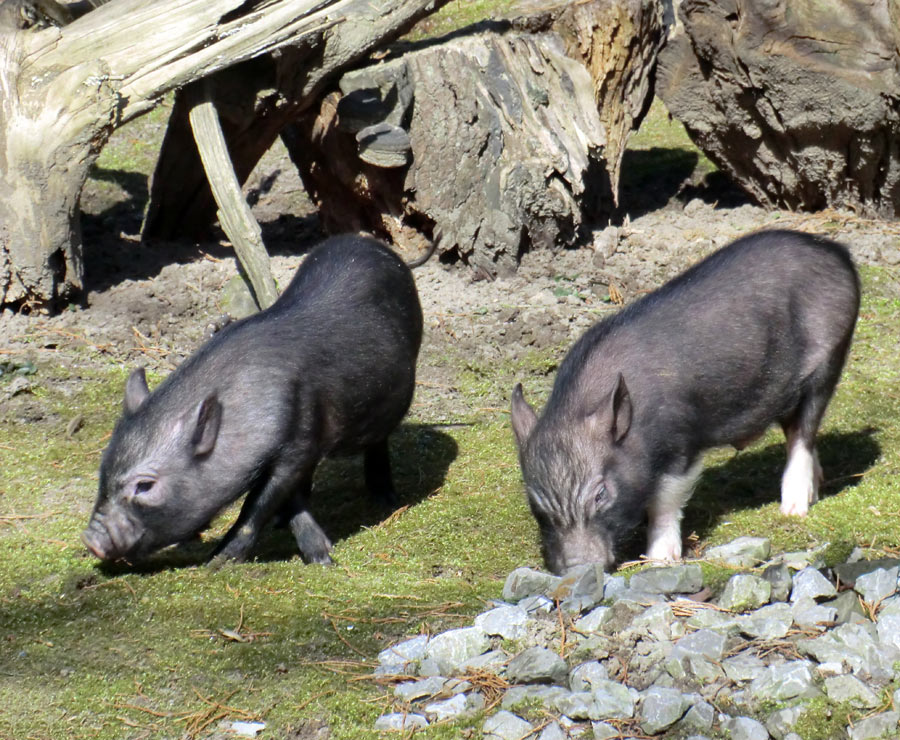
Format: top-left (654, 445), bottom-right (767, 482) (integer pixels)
top-left (3, 136), bottom-right (899, 425)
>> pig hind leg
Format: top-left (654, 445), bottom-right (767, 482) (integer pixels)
top-left (646, 458), bottom-right (704, 562)
top-left (364, 439), bottom-right (398, 509)
top-left (780, 393), bottom-right (830, 517)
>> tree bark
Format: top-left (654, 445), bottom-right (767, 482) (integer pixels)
top-left (281, 0), bottom-right (663, 277)
top-left (0, 0), bottom-right (432, 309)
top-left (657, 0), bottom-right (900, 215)
top-left (141, 0), bottom-right (449, 241)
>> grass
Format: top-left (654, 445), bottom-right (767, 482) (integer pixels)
top-left (3, 265), bottom-right (900, 739)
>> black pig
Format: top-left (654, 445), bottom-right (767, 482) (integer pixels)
top-left (83, 234), bottom-right (423, 565)
top-left (511, 230), bottom-right (859, 574)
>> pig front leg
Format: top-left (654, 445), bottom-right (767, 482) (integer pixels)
top-left (210, 460), bottom-right (316, 564)
top-left (645, 458), bottom-right (704, 562)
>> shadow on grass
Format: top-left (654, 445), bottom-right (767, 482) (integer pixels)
top-left (94, 422), bottom-right (459, 574)
top-left (614, 428), bottom-right (881, 563)
top-left (684, 427), bottom-right (881, 542)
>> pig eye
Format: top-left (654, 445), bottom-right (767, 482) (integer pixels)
top-left (594, 485), bottom-right (607, 504)
top-left (133, 480), bottom-right (155, 496)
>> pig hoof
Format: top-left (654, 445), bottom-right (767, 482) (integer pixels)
top-left (646, 533), bottom-right (682, 562)
top-left (780, 501), bottom-right (809, 517)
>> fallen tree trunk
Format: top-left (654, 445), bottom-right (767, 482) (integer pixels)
top-left (657, 0), bottom-right (900, 215)
top-left (142, 0), bottom-right (447, 241)
top-left (0, 0), bottom-right (444, 309)
top-left (282, 0), bottom-right (664, 277)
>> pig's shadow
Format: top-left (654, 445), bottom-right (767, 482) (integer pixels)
top-left (96, 423), bottom-right (458, 573)
top-left (618, 428), bottom-right (881, 562)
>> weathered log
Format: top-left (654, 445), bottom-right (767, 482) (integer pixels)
top-left (0, 0), bottom-right (444, 309)
top-left (657, 0), bottom-right (900, 215)
top-left (283, 0), bottom-right (664, 277)
top-left (142, 0), bottom-right (450, 241)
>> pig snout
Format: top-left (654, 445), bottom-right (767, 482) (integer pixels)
top-left (81, 509), bottom-right (144, 562)
top-left (546, 525), bottom-right (614, 575)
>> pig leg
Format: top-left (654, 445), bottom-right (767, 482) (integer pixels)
top-left (211, 461), bottom-right (317, 564)
top-left (780, 425), bottom-right (824, 517)
top-left (779, 387), bottom-right (830, 516)
top-left (645, 458), bottom-right (704, 562)
top-left (364, 439), bottom-right (398, 509)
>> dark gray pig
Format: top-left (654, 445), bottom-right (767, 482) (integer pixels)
top-left (511, 230), bottom-right (859, 574)
top-left (83, 234), bottom-right (423, 565)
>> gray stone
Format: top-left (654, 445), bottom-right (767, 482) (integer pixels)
top-left (394, 676), bottom-right (453, 701)
top-left (671, 628), bottom-right (726, 662)
top-left (765, 706), bottom-right (807, 740)
top-left (556, 680), bottom-right (634, 720)
top-left (423, 626), bottom-right (489, 676)
top-left (569, 661), bottom-right (609, 691)
top-left (537, 721), bottom-right (567, 740)
top-left (847, 711), bottom-right (900, 740)
top-left (799, 622), bottom-right (894, 680)
top-left (519, 594), bottom-right (555, 614)
top-left (629, 564), bottom-right (704, 594)
top-left (834, 558), bottom-right (900, 588)
top-left (599, 600), bottom-right (645, 634)
top-left (640, 686), bottom-right (689, 734)
top-left (550, 563), bottom-right (605, 606)
top-left (374, 712), bottom-right (429, 731)
top-left (591, 722), bottom-right (618, 739)
top-left (790, 567), bottom-right (837, 601)
top-left (474, 605), bottom-right (530, 640)
top-left (575, 606), bottom-right (610, 633)
top-left (461, 649), bottom-right (506, 672)
top-left (603, 575), bottom-right (627, 601)
top-left (882, 614), bottom-right (900, 654)
top-left (684, 607), bottom-right (741, 635)
top-left (762, 563), bottom-right (793, 602)
top-left (629, 603), bottom-right (684, 642)
top-left (791, 596), bottom-right (838, 629)
top-left (722, 652), bottom-right (767, 684)
top-left (503, 567), bottom-right (561, 602)
top-left (704, 536), bottom-right (771, 566)
top-left (725, 715), bottom-right (770, 740)
top-left (824, 674), bottom-right (881, 708)
top-left (502, 685), bottom-right (572, 712)
top-left (749, 660), bottom-right (817, 702)
top-left (483, 710), bottom-right (534, 740)
top-left (778, 543), bottom-right (829, 571)
top-left (423, 691), bottom-right (484, 721)
top-left (718, 574), bottom-right (772, 611)
top-left (824, 590), bottom-right (869, 625)
top-left (678, 700), bottom-right (715, 733)
top-left (376, 634), bottom-right (429, 674)
top-left (855, 567), bottom-right (899, 604)
top-left (739, 603), bottom-right (794, 639)
top-left (220, 276), bottom-right (259, 320)
top-left (506, 646), bottom-right (569, 686)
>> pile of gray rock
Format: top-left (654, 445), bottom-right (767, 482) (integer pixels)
top-left (372, 537), bottom-right (900, 739)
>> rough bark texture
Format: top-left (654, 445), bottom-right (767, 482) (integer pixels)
top-left (657, 0), bottom-right (900, 215)
top-left (0, 0), bottom-right (441, 309)
top-left (284, 0), bottom-right (663, 277)
top-left (142, 0), bottom-right (449, 241)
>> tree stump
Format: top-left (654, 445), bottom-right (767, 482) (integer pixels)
top-left (284, 0), bottom-right (664, 277)
top-left (657, 0), bottom-right (900, 215)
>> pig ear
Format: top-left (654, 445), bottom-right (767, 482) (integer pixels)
top-left (124, 367), bottom-right (150, 414)
top-left (190, 394), bottom-right (222, 457)
top-left (511, 383), bottom-right (538, 446)
top-left (610, 373), bottom-right (632, 444)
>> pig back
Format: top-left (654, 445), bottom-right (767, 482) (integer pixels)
top-left (554, 230), bottom-right (859, 451)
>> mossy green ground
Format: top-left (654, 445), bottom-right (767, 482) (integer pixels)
top-left (4, 26), bottom-right (900, 740)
